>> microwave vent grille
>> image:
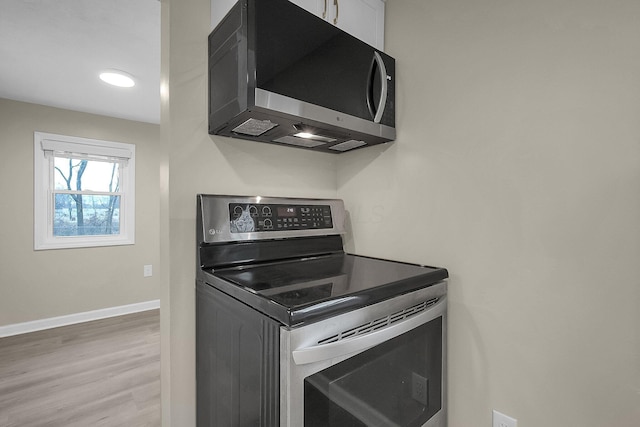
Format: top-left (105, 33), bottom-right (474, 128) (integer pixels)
top-left (232, 118), bottom-right (278, 136)
top-left (329, 140), bottom-right (367, 152)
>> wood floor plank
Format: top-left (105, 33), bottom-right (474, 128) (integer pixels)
top-left (0, 309), bottom-right (160, 427)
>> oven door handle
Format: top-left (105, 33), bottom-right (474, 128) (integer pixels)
top-left (292, 297), bottom-right (445, 365)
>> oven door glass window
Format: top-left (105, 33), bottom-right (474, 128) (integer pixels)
top-left (304, 317), bottom-right (442, 426)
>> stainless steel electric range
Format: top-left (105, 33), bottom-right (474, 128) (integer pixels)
top-left (196, 194), bottom-right (449, 427)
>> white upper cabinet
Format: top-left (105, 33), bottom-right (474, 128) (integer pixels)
top-left (288, 0), bottom-right (320, 15)
top-left (212, 0), bottom-right (385, 51)
top-left (211, 0), bottom-right (237, 30)
top-left (290, 0), bottom-right (385, 50)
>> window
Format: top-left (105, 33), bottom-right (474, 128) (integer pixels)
top-left (34, 132), bottom-right (135, 250)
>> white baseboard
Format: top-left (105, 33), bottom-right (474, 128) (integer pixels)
top-left (0, 299), bottom-right (160, 338)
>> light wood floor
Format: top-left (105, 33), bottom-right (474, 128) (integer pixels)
top-left (0, 309), bottom-right (160, 427)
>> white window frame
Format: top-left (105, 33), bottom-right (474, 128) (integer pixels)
top-left (34, 132), bottom-right (135, 250)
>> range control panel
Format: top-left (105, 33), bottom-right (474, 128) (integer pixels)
top-left (229, 203), bottom-right (333, 233)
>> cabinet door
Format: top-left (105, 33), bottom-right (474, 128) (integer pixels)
top-left (330, 0), bottom-right (385, 50)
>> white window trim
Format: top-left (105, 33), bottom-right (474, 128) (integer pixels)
top-left (34, 132), bottom-right (136, 250)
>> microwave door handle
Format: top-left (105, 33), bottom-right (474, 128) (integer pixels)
top-left (291, 297), bottom-right (446, 365)
top-left (367, 52), bottom-right (388, 124)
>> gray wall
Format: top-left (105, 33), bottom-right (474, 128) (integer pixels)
top-left (0, 98), bottom-right (161, 326)
top-left (338, 0), bottom-right (640, 425)
top-left (164, 0), bottom-right (640, 425)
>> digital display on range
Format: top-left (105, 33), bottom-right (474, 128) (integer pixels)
top-left (229, 203), bottom-right (333, 233)
top-left (277, 206), bottom-right (296, 217)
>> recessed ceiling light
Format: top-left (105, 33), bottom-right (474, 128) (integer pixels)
top-left (99, 70), bottom-right (136, 88)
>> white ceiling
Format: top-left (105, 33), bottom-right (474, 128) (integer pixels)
top-left (0, 0), bottom-right (160, 124)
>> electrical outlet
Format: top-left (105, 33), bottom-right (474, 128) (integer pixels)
top-left (411, 372), bottom-right (428, 406)
top-left (143, 264), bottom-right (153, 277)
top-left (493, 410), bottom-right (517, 427)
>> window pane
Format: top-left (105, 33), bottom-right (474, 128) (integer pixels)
top-left (54, 194), bottom-right (121, 236)
top-left (53, 157), bottom-right (120, 192)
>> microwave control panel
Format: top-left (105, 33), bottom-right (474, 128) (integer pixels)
top-left (229, 203), bottom-right (333, 233)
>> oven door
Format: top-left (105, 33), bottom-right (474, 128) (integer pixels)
top-left (280, 282), bottom-right (447, 427)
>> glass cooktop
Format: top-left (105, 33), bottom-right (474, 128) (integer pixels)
top-left (209, 253), bottom-right (448, 326)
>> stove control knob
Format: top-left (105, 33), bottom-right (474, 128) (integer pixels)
top-left (262, 206), bottom-right (272, 217)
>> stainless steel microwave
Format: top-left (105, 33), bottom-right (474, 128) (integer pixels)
top-left (208, 0), bottom-right (396, 153)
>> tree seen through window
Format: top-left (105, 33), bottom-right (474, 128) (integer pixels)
top-left (53, 156), bottom-right (121, 236)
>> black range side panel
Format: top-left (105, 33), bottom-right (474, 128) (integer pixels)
top-left (196, 280), bottom-right (280, 426)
